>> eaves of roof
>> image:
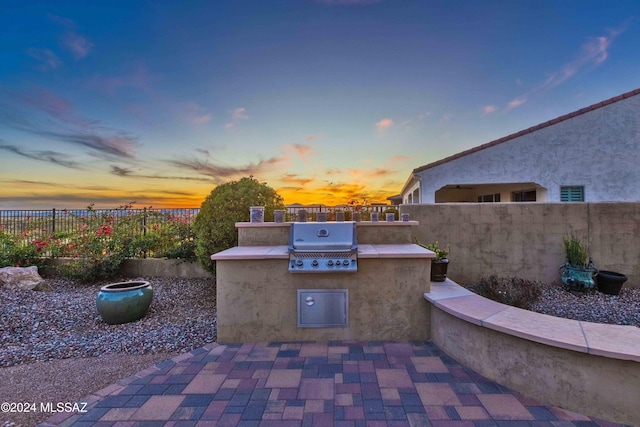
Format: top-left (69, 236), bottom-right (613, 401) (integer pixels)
top-left (412, 88), bottom-right (640, 174)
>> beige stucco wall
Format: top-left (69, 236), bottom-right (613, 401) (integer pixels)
top-left (401, 202), bottom-right (640, 287)
top-left (43, 258), bottom-right (212, 278)
top-left (216, 257), bottom-right (430, 343)
top-left (431, 307), bottom-right (640, 426)
top-left (237, 222), bottom-right (417, 246)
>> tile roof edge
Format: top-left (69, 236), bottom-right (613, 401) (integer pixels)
top-left (413, 88), bottom-right (640, 174)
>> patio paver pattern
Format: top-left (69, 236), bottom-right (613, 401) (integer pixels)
top-left (39, 341), bottom-right (630, 427)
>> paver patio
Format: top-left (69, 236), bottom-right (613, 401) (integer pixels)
top-left (39, 341), bottom-right (631, 427)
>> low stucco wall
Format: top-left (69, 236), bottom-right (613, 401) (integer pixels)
top-left (402, 202), bottom-right (640, 286)
top-left (431, 307), bottom-right (639, 425)
top-left (43, 258), bottom-right (212, 278)
top-left (216, 257), bottom-right (430, 343)
top-left (119, 259), bottom-right (212, 278)
top-left (426, 280), bottom-right (640, 426)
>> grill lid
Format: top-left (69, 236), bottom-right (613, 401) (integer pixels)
top-left (289, 222), bottom-right (357, 252)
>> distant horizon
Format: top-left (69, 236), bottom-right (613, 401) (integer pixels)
top-left (2, 1), bottom-right (639, 210)
top-left (0, 200), bottom-right (398, 212)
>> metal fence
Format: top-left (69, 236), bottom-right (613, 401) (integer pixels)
top-left (0, 208), bottom-right (200, 238)
top-left (0, 205), bottom-right (399, 237)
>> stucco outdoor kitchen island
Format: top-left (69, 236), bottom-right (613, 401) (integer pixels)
top-left (211, 221), bottom-right (434, 343)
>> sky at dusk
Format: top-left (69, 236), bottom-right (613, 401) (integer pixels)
top-left (1, 0), bottom-right (639, 209)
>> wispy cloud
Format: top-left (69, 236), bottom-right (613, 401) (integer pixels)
top-left (349, 167), bottom-right (396, 180)
top-left (49, 14), bottom-right (93, 59)
top-left (1, 89), bottom-right (139, 159)
top-left (0, 184), bottom-right (204, 209)
top-left (306, 134), bottom-right (320, 143)
top-left (110, 165), bottom-right (213, 182)
top-left (542, 30), bottom-right (619, 88)
top-left (440, 114), bottom-right (452, 123)
top-left (389, 155), bottom-right (410, 163)
top-left (191, 114), bottom-right (212, 124)
top-left (225, 107), bottom-right (249, 129)
top-left (89, 64), bottom-right (154, 95)
top-left (64, 31), bottom-right (93, 59)
top-left (315, 182), bottom-right (369, 200)
top-left (507, 98), bottom-right (526, 110)
top-left (13, 88), bottom-right (94, 128)
top-left (26, 48), bottom-right (62, 71)
top-left (167, 156), bottom-right (286, 183)
top-left (0, 142), bottom-right (82, 169)
top-left (287, 143), bottom-right (315, 160)
top-left (280, 173), bottom-right (314, 187)
top-left (505, 25), bottom-right (625, 110)
top-left (376, 118), bottom-right (393, 131)
top-left (482, 105), bottom-right (497, 114)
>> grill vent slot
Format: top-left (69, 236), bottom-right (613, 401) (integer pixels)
top-left (292, 252), bottom-right (352, 259)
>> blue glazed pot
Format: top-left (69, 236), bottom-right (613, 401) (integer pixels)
top-left (559, 262), bottom-right (598, 291)
top-left (96, 281), bottom-right (153, 325)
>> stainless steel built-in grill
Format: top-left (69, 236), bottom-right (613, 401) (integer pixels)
top-left (288, 222), bottom-right (358, 273)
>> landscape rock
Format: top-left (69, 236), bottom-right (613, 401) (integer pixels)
top-left (0, 266), bottom-right (52, 291)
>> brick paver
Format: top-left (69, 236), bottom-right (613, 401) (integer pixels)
top-left (38, 341), bottom-right (631, 426)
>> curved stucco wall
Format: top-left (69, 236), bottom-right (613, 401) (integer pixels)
top-left (417, 94), bottom-right (640, 203)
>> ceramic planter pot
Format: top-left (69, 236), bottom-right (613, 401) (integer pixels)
top-left (559, 262), bottom-right (598, 291)
top-left (597, 270), bottom-right (628, 295)
top-left (431, 259), bottom-right (449, 282)
top-left (96, 281), bottom-right (153, 325)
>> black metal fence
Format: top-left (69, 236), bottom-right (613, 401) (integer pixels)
top-left (0, 205), bottom-right (399, 237)
top-left (0, 208), bottom-right (200, 238)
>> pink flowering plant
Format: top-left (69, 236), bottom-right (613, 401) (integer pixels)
top-left (1, 204), bottom-right (198, 281)
top-left (0, 215), bottom-right (68, 269)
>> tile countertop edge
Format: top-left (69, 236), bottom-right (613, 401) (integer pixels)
top-left (424, 280), bottom-right (640, 360)
top-left (212, 244), bottom-right (433, 260)
top-left (234, 221), bottom-right (420, 227)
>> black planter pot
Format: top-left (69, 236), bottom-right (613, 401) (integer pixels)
top-left (597, 270), bottom-right (628, 295)
top-left (430, 259), bottom-right (449, 282)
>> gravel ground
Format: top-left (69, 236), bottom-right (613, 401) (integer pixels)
top-left (0, 276), bottom-right (216, 427)
top-left (529, 283), bottom-right (640, 327)
top-left (462, 281), bottom-right (640, 328)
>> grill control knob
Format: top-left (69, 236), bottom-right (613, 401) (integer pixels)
top-left (296, 259), bottom-right (303, 267)
top-left (327, 260), bottom-right (334, 266)
top-left (312, 260), bottom-right (319, 267)
top-left (343, 260), bottom-right (350, 266)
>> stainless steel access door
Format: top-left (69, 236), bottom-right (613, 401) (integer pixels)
top-left (297, 289), bottom-right (348, 327)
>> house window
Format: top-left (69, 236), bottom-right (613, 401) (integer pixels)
top-left (561, 186), bottom-right (584, 202)
top-left (477, 193), bottom-right (501, 203)
top-left (512, 190), bottom-right (536, 202)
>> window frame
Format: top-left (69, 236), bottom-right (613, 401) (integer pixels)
top-left (560, 186), bottom-right (585, 202)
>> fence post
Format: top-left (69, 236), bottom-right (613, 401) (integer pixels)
top-left (143, 207), bottom-right (147, 259)
top-left (52, 208), bottom-right (56, 234)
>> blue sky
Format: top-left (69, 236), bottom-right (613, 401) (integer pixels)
top-left (1, 0), bottom-right (639, 208)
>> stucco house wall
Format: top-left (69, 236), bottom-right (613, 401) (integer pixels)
top-left (404, 89), bottom-right (640, 204)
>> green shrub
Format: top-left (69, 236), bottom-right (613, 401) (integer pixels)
top-left (155, 215), bottom-right (197, 261)
top-left (193, 176), bottom-right (285, 273)
top-left (563, 234), bottom-right (589, 266)
top-left (472, 275), bottom-right (543, 309)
